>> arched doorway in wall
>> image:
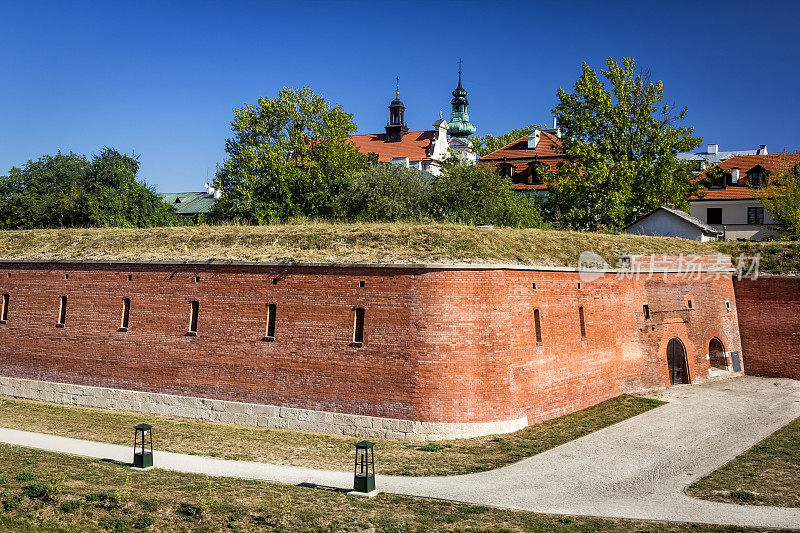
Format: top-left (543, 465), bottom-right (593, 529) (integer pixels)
top-left (709, 337), bottom-right (727, 370)
top-left (666, 338), bottom-right (690, 385)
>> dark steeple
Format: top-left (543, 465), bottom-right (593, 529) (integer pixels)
top-left (385, 76), bottom-right (409, 142)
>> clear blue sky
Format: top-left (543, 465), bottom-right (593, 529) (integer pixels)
top-left (2, 0), bottom-right (799, 192)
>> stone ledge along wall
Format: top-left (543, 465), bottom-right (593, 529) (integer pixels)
top-left (0, 260), bottom-right (741, 440)
top-left (734, 276), bottom-right (800, 380)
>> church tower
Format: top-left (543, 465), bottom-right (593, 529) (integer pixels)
top-left (384, 78), bottom-right (409, 142)
top-left (447, 63), bottom-right (476, 139)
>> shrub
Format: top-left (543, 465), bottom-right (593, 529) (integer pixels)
top-left (23, 482), bottom-right (52, 500)
top-left (337, 163), bottom-right (429, 222)
top-left (3, 494), bottom-right (22, 512)
top-left (133, 515), bottom-right (154, 530)
top-left (416, 443), bottom-right (452, 452)
top-left (99, 517), bottom-right (131, 533)
top-left (60, 499), bottom-right (81, 513)
top-left (14, 470), bottom-right (35, 481)
top-left (730, 489), bottom-right (757, 501)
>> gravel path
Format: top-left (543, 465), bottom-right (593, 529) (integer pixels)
top-left (0, 375), bottom-right (798, 529)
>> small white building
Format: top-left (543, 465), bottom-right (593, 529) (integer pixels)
top-left (625, 206), bottom-right (722, 242)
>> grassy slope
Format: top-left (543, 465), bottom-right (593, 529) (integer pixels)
top-left (688, 416), bottom-right (800, 507)
top-left (0, 395), bottom-right (661, 477)
top-left (0, 443), bottom-right (768, 532)
top-left (0, 223), bottom-right (716, 267)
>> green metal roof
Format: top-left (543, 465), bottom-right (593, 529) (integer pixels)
top-left (158, 191), bottom-right (217, 217)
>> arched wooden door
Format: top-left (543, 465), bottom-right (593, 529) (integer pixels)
top-left (667, 338), bottom-right (690, 385)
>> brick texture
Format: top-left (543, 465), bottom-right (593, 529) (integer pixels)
top-left (734, 277), bottom-right (800, 379)
top-left (0, 262), bottom-right (741, 429)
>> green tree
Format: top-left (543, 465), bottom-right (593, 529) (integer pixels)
top-left (429, 160), bottom-right (543, 227)
top-left (548, 57), bottom-right (703, 230)
top-left (337, 163), bottom-right (429, 222)
top-left (210, 87), bottom-right (367, 223)
top-left (754, 163), bottom-right (800, 238)
top-left (470, 125), bottom-right (540, 157)
top-left (0, 148), bottom-right (178, 229)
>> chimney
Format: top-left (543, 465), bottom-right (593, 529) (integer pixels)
top-left (552, 116), bottom-right (557, 129)
top-left (707, 144), bottom-right (718, 154)
top-left (731, 168), bottom-right (739, 184)
top-left (528, 129), bottom-right (541, 150)
top-left (757, 144), bottom-right (768, 155)
top-left (204, 182), bottom-right (215, 195)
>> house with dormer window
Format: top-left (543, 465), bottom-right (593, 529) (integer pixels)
top-left (479, 122), bottom-right (566, 192)
top-left (690, 153), bottom-right (800, 240)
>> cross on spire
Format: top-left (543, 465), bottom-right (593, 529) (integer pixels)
top-left (395, 76), bottom-right (399, 98)
top-left (457, 58), bottom-right (463, 74)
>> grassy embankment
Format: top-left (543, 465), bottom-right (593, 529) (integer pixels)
top-left (0, 395), bottom-right (661, 477)
top-left (689, 416), bottom-right (800, 508)
top-left (0, 223), bottom-right (796, 273)
top-left (0, 223), bottom-right (716, 266)
top-left (0, 443), bottom-right (772, 533)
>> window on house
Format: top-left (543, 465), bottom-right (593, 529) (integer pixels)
top-left (643, 304), bottom-right (651, 320)
top-left (749, 171), bottom-right (766, 188)
top-left (188, 301), bottom-right (199, 334)
top-left (57, 296), bottom-right (67, 326)
top-left (498, 164), bottom-right (514, 178)
top-left (687, 299), bottom-right (693, 309)
top-left (707, 208), bottom-right (723, 225)
top-left (578, 306), bottom-right (586, 338)
top-left (534, 309), bottom-right (542, 343)
top-left (352, 308), bottom-right (365, 344)
top-left (747, 206), bottom-right (764, 225)
top-left (1, 294), bottom-right (8, 322)
top-left (120, 298), bottom-right (131, 330)
top-left (725, 300), bottom-right (731, 313)
top-left (265, 304), bottom-right (276, 340)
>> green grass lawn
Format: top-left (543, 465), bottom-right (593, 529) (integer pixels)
top-left (0, 395), bottom-right (662, 476)
top-left (688, 416), bottom-right (800, 507)
top-left (0, 443), bottom-right (772, 532)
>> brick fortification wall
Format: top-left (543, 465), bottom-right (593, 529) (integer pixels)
top-left (0, 261), bottom-right (741, 439)
top-left (734, 277), bottom-right (800, 380)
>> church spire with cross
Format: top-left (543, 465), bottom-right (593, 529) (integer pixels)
top-left (384, 76), bottom-right (409, 142)
top-left (447, 60), bottom-right (477, 138)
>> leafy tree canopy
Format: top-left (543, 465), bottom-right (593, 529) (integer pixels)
top-left (548, 57), bottom-right (703, 231)
top-left (210, 87), bottom-right (367, 223)
top-left (753, 163), bottom-right (800, 239)
top-left (0, 148), bottom-right (178, 229)
top-left (337, 161), bottom-right (543, 228)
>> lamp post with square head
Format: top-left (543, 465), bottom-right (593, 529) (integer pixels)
top-left (133, 423), bottom-right (153, 469)
top-left (353, 440), bottom-right (375, 493)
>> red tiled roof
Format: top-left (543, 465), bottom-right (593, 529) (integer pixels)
top-left (481, 130), bottom-right (565, 161)
top-left (694, 153), bottom-right (800, 200)
top-left (349, 131), bottom-right (435, 162)
top-left (479, 131), bottom-right (566, 190)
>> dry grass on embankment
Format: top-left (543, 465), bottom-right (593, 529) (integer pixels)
top-left (0, 223), bottom-right (719, 267)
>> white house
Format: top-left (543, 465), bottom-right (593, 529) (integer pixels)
top-left (625, 206), bottom-right (722, 242)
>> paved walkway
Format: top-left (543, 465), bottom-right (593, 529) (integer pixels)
top-left (0, 375), bottom-right (798, 529)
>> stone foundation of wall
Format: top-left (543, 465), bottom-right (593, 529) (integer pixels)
top-left (0, 376), bottom-right (528, 441)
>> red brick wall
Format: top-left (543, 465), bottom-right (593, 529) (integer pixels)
top-left (0, 262), bottom-right (741, 426)
top-left (734, 277), bottom-right (800, 379)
